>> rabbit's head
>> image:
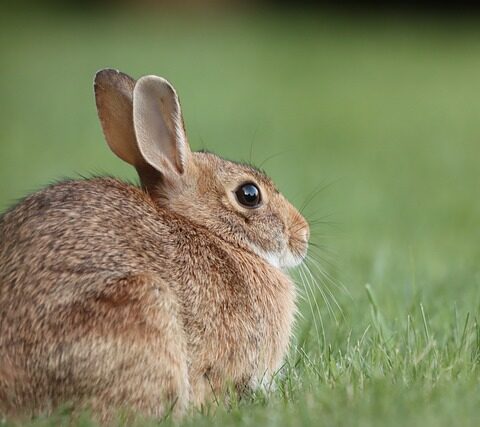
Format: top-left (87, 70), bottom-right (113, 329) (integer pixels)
top-left (95, 69), bottom-right (309, 269)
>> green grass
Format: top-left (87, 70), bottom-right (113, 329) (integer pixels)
top-left (1, 8), bottom-right (480, 427)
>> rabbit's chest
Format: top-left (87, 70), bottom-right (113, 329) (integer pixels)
top-left (178, 252), bottom-right (296, 397)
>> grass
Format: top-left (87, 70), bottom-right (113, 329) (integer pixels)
top-left (1, 7), bottom-right (480, 427)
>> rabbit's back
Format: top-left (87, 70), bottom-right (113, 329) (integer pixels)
top-left (0, 178), bottom-right (168, 291)
top-left (0, 177), bottom-right (190, 329)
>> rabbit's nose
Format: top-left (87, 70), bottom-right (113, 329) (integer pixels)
top-left (295, 217), bottom-right (310, 245)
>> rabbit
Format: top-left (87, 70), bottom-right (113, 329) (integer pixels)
top-left (0, 69), bottom-right (309, 422)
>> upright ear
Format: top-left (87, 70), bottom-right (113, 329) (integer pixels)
top-left (133, 75), bottom-right (191, 178)
top-left (94, 69), bottom-right (160, 189)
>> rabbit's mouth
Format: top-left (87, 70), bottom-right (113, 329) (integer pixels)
top-left (249, 218), bottom-right (309, 270)
top-left (252, 243), bottom-right (308, 270)
top-left (279, 247), bottom-right (308, 269)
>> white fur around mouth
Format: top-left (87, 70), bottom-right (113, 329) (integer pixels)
top-left (250, 244), bottom-right (305, 270)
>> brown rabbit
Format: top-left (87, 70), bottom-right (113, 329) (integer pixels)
top-left (0, 69), bottom-right (309, 422)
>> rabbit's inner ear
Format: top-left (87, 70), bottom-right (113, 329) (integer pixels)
top-left (133, 75), bottom-right (191, 177)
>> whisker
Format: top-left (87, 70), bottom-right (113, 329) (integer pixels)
top-left (305, 244), bottom-right (339, 270)
top-left (298, 181), bottom-right (330, 214)
top-left (303, 260), bottom-right (338, 323)
top-left (305, 259), bottom-right (344, 322)
top-left (308, 234), bottom-right (338, 242)
top-left (297, 265), bottom-right (325, 348)
top-left (257, 149), bottom-right (294, 169)
top-left (306, 252), bottom-right (340, 289)
top-left (308, 241), bottom-right (335, 253)
top-left (293, 286), bottom-right (307, 322)
top-left (306, 215), bottom-right (339, 227)
top-left (307, 253), bottom-right (352, 299)
top-left (248, 124), bottom-right (261, 164)
top-left (300, 264), bottom-right (332, 332)
top-left (299, 178), bottom-right (341, 215)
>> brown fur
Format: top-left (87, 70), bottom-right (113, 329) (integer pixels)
top-left (0, 70), bottom-right (309, 422)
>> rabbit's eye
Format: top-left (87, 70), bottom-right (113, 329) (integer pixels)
top-left (235, 183), bottom-right (261, 208)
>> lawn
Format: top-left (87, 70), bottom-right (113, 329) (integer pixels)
top-left (1, 7), bottom-right (479, 427)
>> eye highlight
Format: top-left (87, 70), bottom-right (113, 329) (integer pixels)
top-left (235, 183), bottom-right (262, 208)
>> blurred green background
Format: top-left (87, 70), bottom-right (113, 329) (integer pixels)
top-left (1, 4), bottom-right (480, 427)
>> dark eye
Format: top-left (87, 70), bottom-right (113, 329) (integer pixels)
top-left (235, 183), bottom-right (262, 208)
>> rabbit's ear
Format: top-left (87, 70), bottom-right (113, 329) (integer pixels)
top-left (94, 69), bottom-right (160, 189)
top-left (133, 75), bottom-right (190, 177)
top-left (95, 69), bottom-right (141, 166)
